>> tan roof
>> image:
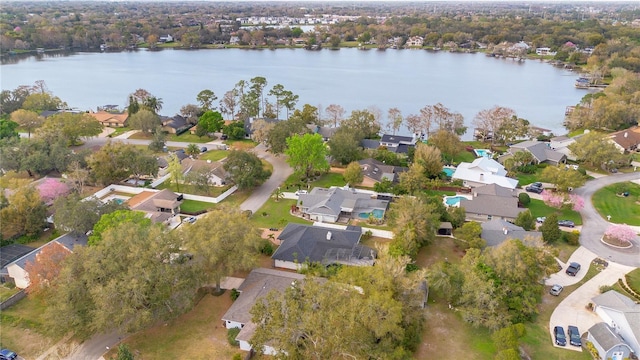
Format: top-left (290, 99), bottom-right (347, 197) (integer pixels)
top-left (127, 191), bottom-right (156, 208)
top-left (88, 111), bottom-right (128, 125)
top-left (610, 126), bottom-right (640, 150)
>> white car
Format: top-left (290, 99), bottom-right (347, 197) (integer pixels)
top-left (184, 216), bottom-right (197, 224)
top-left (294, 190), bottom-right (308, 196)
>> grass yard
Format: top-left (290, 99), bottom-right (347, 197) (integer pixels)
top-left (127, 131), bottom-right (152, 140)
top-left (199, 150), bottom-right (229, 162)
top-left (283, 171), bottom-right (346, 191)
top-left (250, 199), bottom-right (312, 229)
top-left (110, 293), bottom-right (240, 360)
top-left (526, 199), bottom-right (582, 225)
top-left (108, 126), bottom-right (132, 137)
top-left (515, 166), bottom-right (548, 186)
top-left (452, 149), bottom-right (476, 164)
top-left (158, 182), bottom-right (233, 198)
top-left (592, 182), bottom-right (640, 225)
top-left (166, 133), bottom-right (210, 143)
top-left (226, 139), bottom-right (258, 150)
top-left (0, 286), bottom-right (20, 302)
top-left (179, 199), bottom-right (217, 213)
top-left (0, 295), bottom-right (62, 359)
top-left (626, 268), bottom-right (640, 294)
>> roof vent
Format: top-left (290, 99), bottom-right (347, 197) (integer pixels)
top-left (326, 231), bottom-right (332, 240)
top-left (624, 132), bottom-right (628, 138)
top-left (207, 159), bottom-right (212, 163)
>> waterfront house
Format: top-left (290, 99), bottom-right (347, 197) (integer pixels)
top-left (458, 183), bottom-right (525, 222)
top-left (608, 126), bottom-right (640, 153)
top-left (451, 157), bottom-right (518, 189)
top-left (499, 140), bottom-right (567, 166)
top-left (405, 36), bottom-right (424, 47)
top-left (272, 223), bottom-right (375, 270)
top-left (550, 135), bottom-right (579, 161)
top-left (306, 124), bottom-right (337, 141)
top-left (297, 187), bottom-right (389, 223)
top-left (88, 110), bottom-right (129, 128)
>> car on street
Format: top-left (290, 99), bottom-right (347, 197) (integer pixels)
top-left (549, 284), bottom-right (563, 296)
top-left (554, 326), bottom-right (567, 346)
top-left (0, 349), bottom-right (17, 360)
top-left (566, 262), bottom-right (581, 276)
top-left (537, 217), bottom-right (546, 223)
top-left (526, 185), bottom-right (543, 194)
top-left (200, 146), bottom-right (207, 153)
top-left (558, 220), bottom-right (575, 228)
top-left (568, 325), bottom-right (581, 346)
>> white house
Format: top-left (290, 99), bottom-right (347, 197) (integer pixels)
top-left (221, 268), bottom-right (306, 355)
top-left (590, 290), bottom-right (640, 357)
top-left (451, 157), bottom-right (518, 189)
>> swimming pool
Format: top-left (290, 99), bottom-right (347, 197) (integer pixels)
top-left (442, 167), bottom-right (455, 177)
top-left (358, 209), bottom-right (385, 219)
top-left (474, 149), bottom-right (492, 158)
top-left (443, 195), bottom-right (471, 206)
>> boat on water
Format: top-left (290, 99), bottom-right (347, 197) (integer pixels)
top-left (575, 77), bottom-right (590, 88)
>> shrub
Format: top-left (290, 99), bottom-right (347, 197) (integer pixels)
top-left (230, 288), bottom-right (240, 301)
top-left (227, 327), bottom-right (240, 346)
top-left (599, 285), bottom-right (615, 293)
top-left (562, 231), bottom-right (580, 246)
top-left (518, 192), bottom-right (530, 206)
top-left (232, 354), bottom-right (242, 360)
top-left (260, 240), bottom-right (274, 255)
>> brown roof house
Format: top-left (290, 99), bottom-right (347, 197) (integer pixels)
top-left (181, 158), bottom-right (229, 186)
top-left (222, 268), bottom-right (306, 355)
top-left (88, 110), bottom-right (129, 128)
top-left (609, 126), bottom-right (640, 153)
top-left (128, 189), bottom-right (182, 224)
top-left (456, 183), bottom-right (525, 222)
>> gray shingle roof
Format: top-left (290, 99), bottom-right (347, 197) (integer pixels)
top-left (1, 244), bottom-right (35, 268)
top-left (460, 196), bottom-right (524, 219)
top-left (272, 223), bottom-right (363, 264)
top-left (588, 322), bottom-right (629, 352)
top-left (480, 219), bottom-right (542, 247)
top-left (298, 187), bottom-right (388, 218)
top-left (8, 233), bottom-right (87, 270)
top-left (472, 183), bottom-right (517, 198)
top-left (510, 141), bottom-right (566, 164)
top-left (358, 158), bottom-right (407, 183)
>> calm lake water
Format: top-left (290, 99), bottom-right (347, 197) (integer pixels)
top-left (0, 48), bottom-right (588, 139)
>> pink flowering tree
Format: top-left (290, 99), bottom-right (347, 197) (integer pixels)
top-left (541, 190), bottom-right (564, 208)
top-left (38, 178), bottom-right (70, 204)
top-left (569, 194), bottom-right (585, 211)
top-left (604, 224), bottom-right (636, 245)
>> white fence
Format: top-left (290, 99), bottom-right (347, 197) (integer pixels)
top-left (91, 184), bottom-right (238, 205)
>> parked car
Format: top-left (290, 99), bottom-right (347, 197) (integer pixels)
top-left (558, 220), bottom-right (575, 228)
top-left (549, 284), bottom-right (563, 296)
top-left (220, 134), bottom-right (228, 140)
top-left (536, 217), bottom-right (546, 223)
top-left (568, 325), bottom-right (581, 346)
top-left (554, 326), bottom-right (567, 346)
top-left (200, 146), bottom-right (208, 153)
top-left (0, 349), bottom-right (17, 360)
top-left (295, 190), bottom-right (308, 196)
top-left (566, 262), bottom-right (581, 276)
top-left (526, 185), bottom-right (543, 194)
top-left (530, 182), bottom-right (543, 188)
top-left (184, 216), bottom-right (197, 224)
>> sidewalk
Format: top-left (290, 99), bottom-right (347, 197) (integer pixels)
top-left (112, 130), bottom-right (138, 139)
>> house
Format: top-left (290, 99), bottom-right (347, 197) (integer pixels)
top-left (271, 223), bottom-right (375, 270)
top-left (480, 219), bottom-right (541, 247)
top-left (181, 158), bottom-right (228, 186)
top-left (87, 111), bottom-right (129, 128)
top-left (587, 323), bottom-right (635, 360)
top-left (535, 47), bottom-right (556, 56)
top-left (405, 36), bottom-right (424, 47)
top-left (589, 290), bottom-right (640, 356)
top-left (499, 140), bottom-right (567, 166)
top-left (458, 184), bottom-right (525, 222)
top-left (222, 268), bottom-right (307, 354)
top-left (245, 117), bottom-right (279, 139)
top-left (379, 134), bottom-right (417, 154)
top-left (451, 157), bottom-right (519, 189)
top-left (549, 135), bottom-right (578, 161)
top-left (128, 189), bottom-right (182, 224)
top-left (609, 127), bottom-right (640, 153)
top-left (0, 244), bottom-right (35, 283)
top-left (306, 124), bottom-right (337, 141)
top-left (161, 115), bottom-right (192, 134)
top-left (358, 158), bottom-right (407, 186)
top-left (297, 187), bottom-right (389, 223)
top-left (159, 34), bottom-right (174, 43)
top-left (5, 234), bottom-right (87, 289)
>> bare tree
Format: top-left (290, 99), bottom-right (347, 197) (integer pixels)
top-left (220, 89), bottom-right (238, 120)
top-left (325, 104), bottom-right (345, 128)
top-left (472, 106), bottom-right (516, 143)
top-left (405, 113), bottom-right (421, 136)
top-left (387, 107), bottom-right (403, 135)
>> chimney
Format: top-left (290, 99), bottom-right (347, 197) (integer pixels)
top-left (624, 132), bottom-right (628, 138)
top-left (326, 231), bottom-right (332, 240)
top-left (479, 173), bottom-right (484, 180)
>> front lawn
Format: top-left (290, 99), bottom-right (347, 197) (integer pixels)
top-left (592, 182), bottom-right (640, 225)
top-left (625, 268), bottom-right (640, 294)
top-left (452, 149), bottom-right (476, 164)
top-left (526, 199), bottom-right (582, 225)
top-left (250, 199), bottom-right (311, 229)
top-left (180, 199), bottom-right (216, 213)
top-left (284, 172), bottom-right (346, 191)
top-left (166, 133), bottom-right (210, 143)
top-left (199, 150), bottom-right (229, 162)
top-left (108, 126), bottom-right (132, 137)
top-left (226, 139), bottom-right (258, 150)
top-left (515, 166), bottom-right (547, 186)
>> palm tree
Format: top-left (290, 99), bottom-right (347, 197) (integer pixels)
top-left (186, 143), bottom-right (200, 157)
top-left (144, 96), bottom-right (163, 114)
top-left (272, 187), bottom-right (284, 202)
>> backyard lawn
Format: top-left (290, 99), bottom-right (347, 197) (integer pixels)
top-left (180, 199), bottom-right (217, 213)
top-left (250, 199), bottom-right (311, 229)
top-left (157, 182), bottom-right (233, 198)
top-left (526, 199), bottom-right (582, 225)
top-left (592, 182), bottom-right (640, 225)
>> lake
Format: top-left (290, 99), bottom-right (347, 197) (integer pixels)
top-left (0, 48), bottom-right (588, 139)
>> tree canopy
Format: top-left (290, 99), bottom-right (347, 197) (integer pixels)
top-left (223, 150), bottom-right (270, 190)
top-left (285, 133), bottom-right (329, 179)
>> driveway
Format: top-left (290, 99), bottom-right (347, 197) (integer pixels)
top-left (545, 246), bottom-right (597, 287)
top-left (548, 261), bottom-right (636, 351)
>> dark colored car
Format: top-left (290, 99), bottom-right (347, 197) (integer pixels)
top-left (568, 325), bottom-right (581, 346)
top-left (0, 349), bottom-right (17, 360)
top-left (558, 220), bottom-right (575, 228)
top-left (530, 182), bottom-right (543, 188)
top-left (220, 134), bottom-right (228, 140)
top-left (554, 326), bottom-right (566, 346)
top-left (526, 185), bottom-right (543, 194)
top-left (200, 146), bottom-right (207, 153)
top-left (566, 262), bottom-right (581, 276)
top-left (549, 284), bottom-right (563, 296)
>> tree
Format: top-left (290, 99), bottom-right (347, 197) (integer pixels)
top-left (89, 210), bottom-right (151, 246)
top-left (25, 242), bottom-right (71, 296)
top-left (540, 166), bottom-right (586, 192)
top-left (88, 143), bottom-right (153, 185)
top-left (65, 161), bottom-right (89, 194)
top-left (341, 110), bottom-right (380, 139)
top-left (249, 76), bottom-right (268, 117)
top-left (327, 128), bottom-right (363, 165)
top-left (325, 104), bottom-right (345, 127)
top-left (220, 89), bottom-right (238, 120)
top-left (413, 144), bottom-right (444, 178)
top-left (37, 112), bottom-right (102, 145)
top-left (223, 121), bottom-right (246, 140)
top-left (167, 153), bottom-right (183, 192)
top-left (271, 187), bottom-right (284, 202)
top-left (428, 129), bottom-right (461, 162)
top-left (0, 185), bottom-right (47, 237)
top-left (496, 116), bottom-right (530, 145)
top-left (343, 161), bottom-right (363, 186)
top-left (128, 108), bottom-right (160, 134)
top-left (180, 104), bottom-right (202, 124)
top-left (568, 131), bottom-right (628, 170)
top-left (46, 221), bottom-right (199, 335)
top-left (387, 107), bottom-right (403, 135)
top-left (285, 133), bottom-right (329, 180)
top-left (514, 210), bottom-right (536, 231)
top-left (142, 96), bottom-right (163, 114)
top-left (0, 118), bottom-right (19, 140)
top-left (54, 194), bottom-right (126, 236)
top-left (265, 116), bottom-right (308, 154)
top-left (447, 206), bottom-right (467, 229)
top-left (281, 90), bottom-right (299, 119)
top-left (223, 150), bottom-right (270, 190)
top-left (37, 178), bottom-right (70, 204)
top-left (604, 224), bottom-right (636, 245)
top-left (22, 92), bottom-right (64, 112)
top-left (398, 162), bottom-right (426, 195)
top-left (186, 143), bottom-right (200, 157)
top-left (10, 109), bottom-right (43, 138)
top-left (387, 195), bottom-right (439, 258)
top-left (473, 106), bottom-right (516, 143)
top-left (148, 126), bottom-right (166, 152)
top-left (115, 344), bottom-right (135, 360)
top-left (185, 167), bottom-right (215, 196)
top-left (250, 119), bottom-right (275, 144)
top-left (182, 207), bottom-right (262, 292)
top-left (196, 89), bottom-right (217, 111)
top-left (540, 213), bottom-right (562, 243)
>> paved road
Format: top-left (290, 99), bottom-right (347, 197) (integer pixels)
top-left (239, 143), bottom-right (293, 214)
top-left (573, 171), bottom-right (640, 267)
top-left (63, 330), bottom-right (122, 360)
